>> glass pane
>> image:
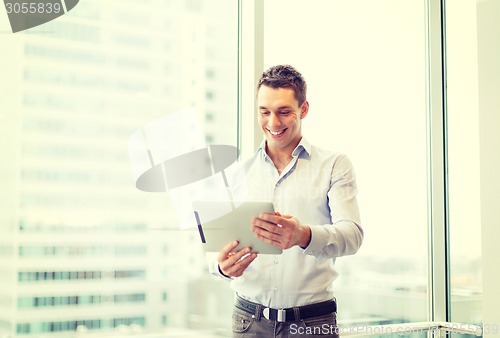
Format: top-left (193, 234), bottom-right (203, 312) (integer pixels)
top-left (446, 0), bottom-right (483, 327)
top-left (0, 0), bottom-right (237, 336)
top-left (264, 0), bottom-right (428, 326)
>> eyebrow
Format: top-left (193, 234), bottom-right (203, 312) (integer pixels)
top-left (258, 105), bottom-right (293, 110)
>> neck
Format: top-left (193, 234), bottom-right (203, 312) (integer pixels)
top-left (268, 149), bottom-right (292, 168)
top-left (265, 138), bottom-right (301, 169)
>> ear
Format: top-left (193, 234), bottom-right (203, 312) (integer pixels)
top-left (300, 101), bottom-right (309, 119)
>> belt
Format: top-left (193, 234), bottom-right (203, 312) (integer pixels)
top-left (235, 296), bottom-right (337, 323)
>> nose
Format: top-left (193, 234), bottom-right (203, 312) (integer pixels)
top-left (268, 113), bottom-right (281, 127)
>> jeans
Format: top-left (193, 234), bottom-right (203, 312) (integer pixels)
top-left (232, 305), bottom-right (339, 338)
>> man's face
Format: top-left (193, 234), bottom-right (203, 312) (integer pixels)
top-left (257, 85), bottom-right (308, 155)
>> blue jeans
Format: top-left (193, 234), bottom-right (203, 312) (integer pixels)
top-left (232, 305), bottom-right (339, 338)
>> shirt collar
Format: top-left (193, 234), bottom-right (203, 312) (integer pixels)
top-left (257, 137), bottom-right (312, 159)
top-left (293, 137), bottom-right (311, 158)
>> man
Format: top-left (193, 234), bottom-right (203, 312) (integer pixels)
top-left (214, 65), bottom-right (363, 337)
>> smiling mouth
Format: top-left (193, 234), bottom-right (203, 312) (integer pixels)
top-left (267, 128), bottom-right (287, 136)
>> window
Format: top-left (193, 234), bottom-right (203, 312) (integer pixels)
top-left (263, 0), bottom-right (428, 326)
top-left (0, 0), bottom-right (237, 336)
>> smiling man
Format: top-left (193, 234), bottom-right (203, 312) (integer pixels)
top-left (215, 65), bottom-right (363, 337)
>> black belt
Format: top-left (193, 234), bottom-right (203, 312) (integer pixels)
top-left (235, 295), bottom-right (337, 323)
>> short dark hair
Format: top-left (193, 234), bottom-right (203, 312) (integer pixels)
top-left (257, 65), bottom-right (307, 105)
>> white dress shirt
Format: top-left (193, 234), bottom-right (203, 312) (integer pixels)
top-left (210, 137), bottom-right (363, 309)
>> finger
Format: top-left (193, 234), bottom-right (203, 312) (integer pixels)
top-left (258, 213), bottom-right (281, 225)
top-left (224, 252), bottom-right (258, 277)
top-left (259, 213), bottom-right (292, 229)
top-left (254, 232), bottom-right (283, 248)
top-left (231, 246), bottom-right (254, 263)
top-left (252, 217), bottom-right (283, 234)
top-left (274, 212), bottom-right (284, 227)
top-left (218, 240), bottom-right (239, 263)
top-left (234, 251), bottom-right (258, 270)
top-left (252, 224), bottom-right (283, 243)
top-left (220, 246), bottom-right (253, 271)
top-left (263, 213), bottom-right (296, 229)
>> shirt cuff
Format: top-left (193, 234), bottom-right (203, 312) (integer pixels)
top-left (208, 257), bottom-right (233, 281)
top-left (302, 225), bottom-right (328, 257)
top-left (218, 265), bottom-right (234, 280)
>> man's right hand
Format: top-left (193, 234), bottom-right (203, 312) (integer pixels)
top-left (217, 241), bottom-right (257, 278)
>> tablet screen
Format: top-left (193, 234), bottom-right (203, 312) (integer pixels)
top-left (192, 200), bottom-right (283, 255)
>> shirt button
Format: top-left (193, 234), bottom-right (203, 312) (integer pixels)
top-left (273, 288), bottom-right (278, 292)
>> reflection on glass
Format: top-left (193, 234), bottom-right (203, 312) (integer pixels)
top-left (0, 0), bottom-right (237, 336)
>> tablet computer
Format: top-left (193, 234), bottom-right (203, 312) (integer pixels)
top-left (192, 200), bottom-right (283, 255)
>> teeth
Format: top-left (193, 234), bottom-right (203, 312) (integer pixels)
top-left (269, 129), bottom-right (285, 135)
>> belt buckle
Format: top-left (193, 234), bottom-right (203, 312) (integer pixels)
top-left (277, 309), bottom-right (286, 322)
top-left (263, 308), bottom-right (286, 322)
top-left (263, 308), bottom-right (271, 320)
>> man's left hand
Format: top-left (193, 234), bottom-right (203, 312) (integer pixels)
top-left (251, 212), bottom-right (311, 250)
